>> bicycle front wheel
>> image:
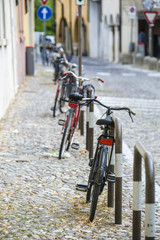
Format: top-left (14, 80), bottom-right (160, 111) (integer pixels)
top-left (59, 109), bottom-right (73, 159)
top-left (89, 147), bottom-right (107, 222)
top-left (53, 84), bottom-right (61, 117)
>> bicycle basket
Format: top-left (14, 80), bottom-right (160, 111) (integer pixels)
top-left (62, 81), bottom-right (77, 97)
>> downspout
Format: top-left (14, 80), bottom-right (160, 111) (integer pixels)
top-left (29, 0), bottom-right (33, 46)
top-left (119, 0), bottom-right (122, 53)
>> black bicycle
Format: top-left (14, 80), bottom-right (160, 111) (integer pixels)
top-left (51, 51), bottom-right (77, 117)
top-left (84, 98), bottom-right (135, 221)
top-left (71, 94), bottom-right (135, 221)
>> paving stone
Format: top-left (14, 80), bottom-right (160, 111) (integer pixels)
top-left (0, 62), bottom-right (159, 239)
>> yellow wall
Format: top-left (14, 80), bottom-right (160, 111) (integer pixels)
top-left (56, 0), bottom-right (89, 44)
top-left (24, 0), bottom-right (35, 46)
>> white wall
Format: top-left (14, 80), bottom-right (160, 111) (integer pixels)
top-left (0, 0), bottom-right (18, 119)
top-left (99, 0), bottom-right (120, 61)
top-left (89, 1), bottom-right (100, 58)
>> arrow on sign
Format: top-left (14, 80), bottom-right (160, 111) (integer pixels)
top-left (41, 7), bottom-right (48, 20)
top-left (144, 11), bottom-right (158, 24)
top-left (37, 6), bottom-right (52, 21)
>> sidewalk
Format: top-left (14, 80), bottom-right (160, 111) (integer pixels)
top-left (0, 63), bottom-right (159, 239)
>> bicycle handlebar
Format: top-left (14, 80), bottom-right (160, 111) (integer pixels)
top-left (68, 93), bottom-right (136, 121)
top-left (84, 97), bottom-right (135, 114)
top-left (62, 71), bottom-right (104, 84)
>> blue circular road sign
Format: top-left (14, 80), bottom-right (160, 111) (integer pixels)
top-left (37, 6), bottom-right (52, 21)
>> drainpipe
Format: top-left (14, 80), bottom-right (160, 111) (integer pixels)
top-left (29, 0), bottom-right (33, 46)
top-left (119, 0), bottom-right (122, 53)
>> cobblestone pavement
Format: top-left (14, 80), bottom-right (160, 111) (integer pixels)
top-left (0, 61), bottom-right (160, 239)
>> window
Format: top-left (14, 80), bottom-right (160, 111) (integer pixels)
top-left (25, 0), bottom-right (28, 13)
top-left (2, 0), bottom-right (6, 39)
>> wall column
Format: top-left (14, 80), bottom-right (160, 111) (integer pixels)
top-left (109, 25), bottom-right (114, 61)
top-left (114, 25), bottom-right (120, 62)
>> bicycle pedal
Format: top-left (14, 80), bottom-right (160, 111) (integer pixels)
top-left (71, 143), bottom-right (79, 150)
top-left (89, 158), bottom-right (93, 167)
top-left (58, 119), bottom-right (65, 126)
top-left (76, 184), bottom-right (88, 192)
top-left (50, 107), bottom-right (54, 111)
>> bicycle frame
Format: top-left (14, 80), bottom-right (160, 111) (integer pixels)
top-left (68, 102), bottom-right (81, 139)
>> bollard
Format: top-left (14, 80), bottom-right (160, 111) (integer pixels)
top-left (80, 107), bottom-right (84, 135)
top-left (108, 129), bottom-right (115, 208)
top-left (86, 95), bottom-right (89, 151)
top-left (88, 88), bottom-right (94, 158)
top-left (111, 114), bottom-right (123, 224)
top-left (114, 117), bottom-right (122, 224)
top-left (132, 142), bottom-right (155, 240)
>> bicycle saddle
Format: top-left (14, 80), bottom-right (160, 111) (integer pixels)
top-left (69, 92), bottom-right (83, 101)
top-left (96, 115), bottom-right (114, 127)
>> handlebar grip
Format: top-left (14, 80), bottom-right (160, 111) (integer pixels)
top-left (62, 72), bottom-right (69, 76)
top-left (98, 77), bottom-right (104, 83)
top-left (130, 109), bottom-right (136, 116)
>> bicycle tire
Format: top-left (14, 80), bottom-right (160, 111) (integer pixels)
top-left (59, 109), bottom-right (73, 159)
top-left (86, 148), bottom-right (100, 203)
top-left (53, 84), bottom-right (61, 117)
top-left (59, 84), bottom-right (69, 114)
top-left (66, 106), bottom-right (80, 151)
top-left (89, 147), bottom-right (107, 222)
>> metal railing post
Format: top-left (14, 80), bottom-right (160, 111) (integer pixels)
top-left (88, 88), bottom-right (94, 158)
top-left (132, 142), bottom-right (155, 240)
top-left (86, 89), bottom-right (89, 151)
top-left (115, 117), bottom-right (122, 224)
top-left (111, 114), bottom-right (123, 224)
top-left (80, 108), bottom-right (84, 135)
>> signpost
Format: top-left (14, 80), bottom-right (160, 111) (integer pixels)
top-left (144, 11), bottom-right (158, 56)
top-left (37, 5), bottom-right (52, 65)
top-left (76, 0), bottom-right (85, 135)
top-left (128, 6), bottom-right (136, 53)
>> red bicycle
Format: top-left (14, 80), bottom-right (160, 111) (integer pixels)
top-left (58, 72), bottom-right (104, 159)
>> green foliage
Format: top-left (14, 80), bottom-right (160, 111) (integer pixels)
top-left (35, 0), bottom-right (55, 36)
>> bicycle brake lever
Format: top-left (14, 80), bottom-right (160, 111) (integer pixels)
top-left (129, 112), bottom-right (134, 122)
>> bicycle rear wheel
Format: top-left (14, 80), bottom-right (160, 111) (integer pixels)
top-left (59, 109), bottom-right (73, 159)
top-left (86, 148), bottom-right (100, 203)
top-left (89, 147), bottom-right (107, 222)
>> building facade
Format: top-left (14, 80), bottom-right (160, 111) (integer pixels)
top-left (55, 0), bottom-right (89, 56)
top-left (0, 0), bottom-right (34, 120)
top-left (89, 0), bottom-right (160, 62)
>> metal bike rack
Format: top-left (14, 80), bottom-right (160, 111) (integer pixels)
top-left (111, 114), bottom-right (123, 224)
top-left (132, 142), bottom-right (155, 240)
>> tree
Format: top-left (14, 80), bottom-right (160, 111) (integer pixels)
top-left (35, 0), bottom-right (55, 36)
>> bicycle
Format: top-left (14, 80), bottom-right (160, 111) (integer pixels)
top-left (58, 72), bottom-right (103, 159)
top-left (52, 47), bottom-right (75, 84)
top-left (84, 98), bottom-right (136, 221)
top-left (51, 51), bottom-right (77, 117)
top-left (72, 95), bottom-right (135, 221)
